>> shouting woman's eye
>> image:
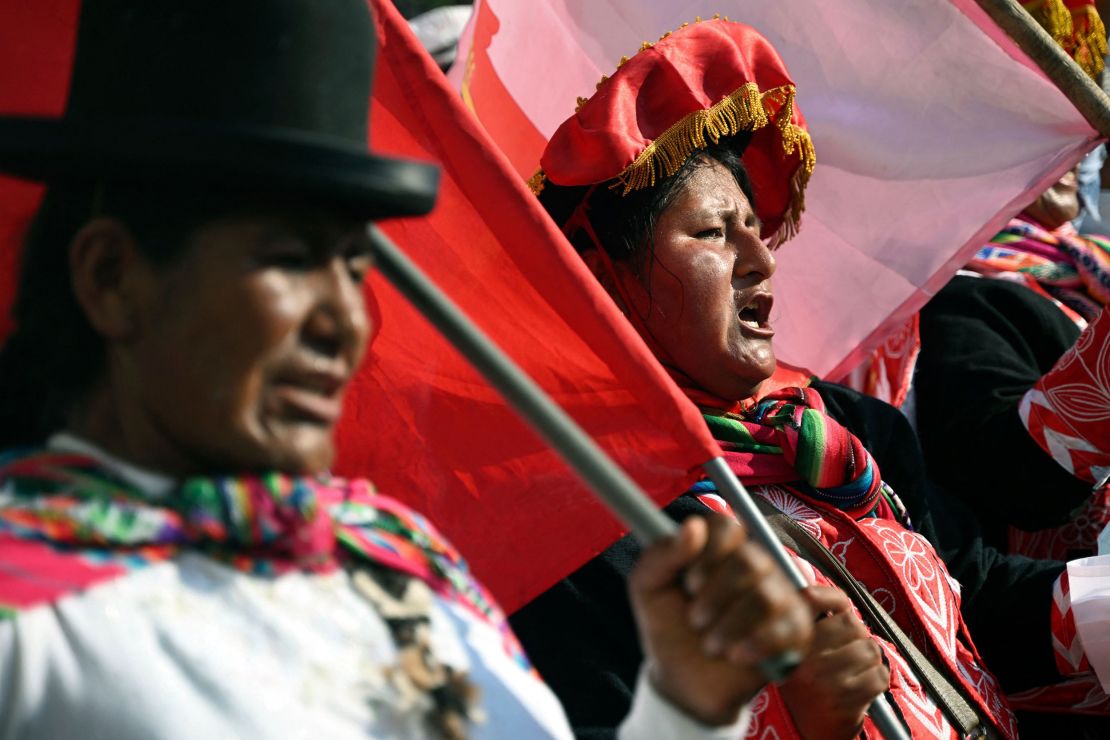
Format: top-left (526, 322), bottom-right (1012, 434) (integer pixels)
top-left (695, 226), bottom-right (724, 239)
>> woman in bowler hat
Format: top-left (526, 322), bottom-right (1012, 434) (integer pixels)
top-left (0, 2), bottom-right (814, 738)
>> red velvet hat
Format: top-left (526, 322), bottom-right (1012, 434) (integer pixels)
top-left (532, 15), bottom-right (815, 246)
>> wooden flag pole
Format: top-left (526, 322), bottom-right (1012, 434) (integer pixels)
top-left (975, 0), bottom-right (1110, 137)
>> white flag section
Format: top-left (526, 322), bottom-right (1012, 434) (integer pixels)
top-left (450, 0), bottom-right (1102, 379)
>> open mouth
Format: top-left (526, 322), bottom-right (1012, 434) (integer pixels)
top-left (737, 293), bottom-right (774, 337)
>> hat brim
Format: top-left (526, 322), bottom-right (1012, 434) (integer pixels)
top-left (0, 116), bottom-right (440, 220)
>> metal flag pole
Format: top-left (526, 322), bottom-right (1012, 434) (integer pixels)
top-left (367, 225), bottom-right (674, 544)
top-left (367, 224), bottom-right (909, 738)
top-left (703, 458), bottom-right (911, 740)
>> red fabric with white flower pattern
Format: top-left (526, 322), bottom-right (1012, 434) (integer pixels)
top-left (1013, 305), bottom-right (1110, 561)
top-left (697, 488), bottom-right (1018, 738)
top-left (1007, 570), bottom-right (1110, 714)
top-left (1008, 486), bottom-right (1110, 561)
top-left (1020, 304), bottom-right (1110, 485)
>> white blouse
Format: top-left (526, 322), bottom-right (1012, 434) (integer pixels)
top-left (0, 435), bottom-right (751, 739)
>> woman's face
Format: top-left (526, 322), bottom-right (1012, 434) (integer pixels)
top-left (614, 159), bottom-right (777, 401)
top-left (1024, 167), bottom-right (1080, 230)
top-left (111, 206), bottom-right (373, 476)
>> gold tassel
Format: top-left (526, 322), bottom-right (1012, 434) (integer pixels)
top-left (769, 163), bottom-right (811, 249)
top-left (611, 82), bottom-right (815, 198)
top-left (1086, 5), bottom-right (1108, 60)
top-left (1023, 0), bottom-right (1074, 48)
top-left (1023, 0), bottom-right (1106, 80)
top-left (551, 13), bottom-right (817, 239)
top-left (527, 168), bottom-right (546, 196)
top-left (1074, 4), bottom-right (1107, 79)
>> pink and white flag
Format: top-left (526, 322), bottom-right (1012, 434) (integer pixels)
top-left (449, 0), bottom-right (1103, 379)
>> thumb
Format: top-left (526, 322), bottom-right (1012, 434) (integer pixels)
top-left (630, 517), bottom-right (707, 594)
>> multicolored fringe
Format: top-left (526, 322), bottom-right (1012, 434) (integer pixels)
top-left (0, 451), bottom-right (530, 670)
top-left (696, 387), bottom-right (908, 524)
top-left (969, 216), bottom-right (1110, 323)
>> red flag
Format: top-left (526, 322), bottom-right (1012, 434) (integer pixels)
top-left (0, 1), bottom-right (722, 612)
top-left (341, 0), bottom-right (720, 611)
top-left (0, 0), bottom-right (78, 341)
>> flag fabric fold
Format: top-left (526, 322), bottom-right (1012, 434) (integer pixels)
top-left (337, 0), bottom-right (729, 612)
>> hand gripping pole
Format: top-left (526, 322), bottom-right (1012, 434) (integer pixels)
top-left (703, 458), bottom-right (910, 740)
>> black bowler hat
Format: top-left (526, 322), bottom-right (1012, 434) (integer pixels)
top-left (0, 0), bottom-right (439, 219)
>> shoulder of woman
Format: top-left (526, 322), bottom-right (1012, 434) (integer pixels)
top-left (924, 275), bottom-right (1080, 349)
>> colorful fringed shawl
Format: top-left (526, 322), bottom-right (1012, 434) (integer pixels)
top-left (968, 215), bottom-right (1110, 325)
top-left (0, 449), bottom-right (525, 667)
top-left (690, 386), bottom-right (908, 524)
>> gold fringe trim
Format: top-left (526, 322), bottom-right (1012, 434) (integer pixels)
top-left (527, 168), bottom-right (546, 195)
top-left (1073, 4), bottom-right (1107, 79)
top-left (611, 82), bottom-right (815, 199)
top-left (1023, 0), bottom-right (1073, 48)
top-left (769, 152), bottom-right (811, 248)
top-left (527, 13), bottom-right (818, 241)
top-left (1023, 0), bottom-right (1106, 80)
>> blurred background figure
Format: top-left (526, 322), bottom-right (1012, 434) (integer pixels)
top-left (408, 4), bottom-right (472, 71)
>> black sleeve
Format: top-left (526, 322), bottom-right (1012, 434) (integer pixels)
top-left (508, 496), bottom-right (710, 740)
top-left (915, 276), bottom-right (1086, 534)
top-left (813, 380), bottom-right (1066, 692)
top-left (515, 379), bottom-right (1069, 729)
